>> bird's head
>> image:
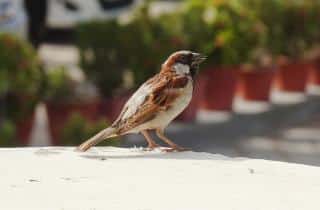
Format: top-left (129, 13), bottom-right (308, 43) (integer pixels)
top-left (162, 50), bottom-right (207, 77)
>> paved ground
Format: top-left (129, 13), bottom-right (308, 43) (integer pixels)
top-left (31, 44), bottom-right (320, 167)
top-left (2, 147), bottom-right (320, 210)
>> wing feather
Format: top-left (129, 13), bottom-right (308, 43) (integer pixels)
top-left (112, 73), bottom-right (189, 134)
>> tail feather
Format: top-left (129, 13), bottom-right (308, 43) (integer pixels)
top-left (77, 127), bottom-right (117, 152)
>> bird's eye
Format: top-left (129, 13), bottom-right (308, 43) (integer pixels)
top-left (181, 56), bottom-right (187, 63)
top-left (178, 55), bottom-right (190, 64)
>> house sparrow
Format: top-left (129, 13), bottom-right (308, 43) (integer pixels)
top-left (77, 50), bottom-right (206, 152)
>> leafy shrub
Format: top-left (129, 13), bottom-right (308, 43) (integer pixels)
top-left (44, 67), bottom-right (75, 103)
top-left (0, 120), bottom-right (16, 147)
top-left (44, 66), bottom-right (99, 104)
top-left (300, 0), bottom-right (320, 59)
top-left (60, 113), bottom-right (120, 146)
top-left (76, 0), bottom-right (320, 79)
top-left (76, 1), bottom-right (188, 91)
top-left (0, 34), bottom-right (44, 121)
top-left (244, 0), bottom-right (320, 61)
top-left (182, 0), bottom-right (266, 67)
top-left (127, 2), bottom-right (188, 86)
top-left (77, 20), bottom-right (126, 97)
top-left (180, 0), bottom-right (215, 55)
top-left (0, 33), bottom-right (42, 96)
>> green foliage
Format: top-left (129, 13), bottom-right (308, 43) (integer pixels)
top-left (0, 34), bottom-right (44, 121)
top-left (76, 0), bottom-right (320, 82)
top-left (0, 33), bottom-right (42, 96)
top-left (181, 0), bottom-right (216, 54)
top-left (244, 0), bottom-right (320, 60)
top-left (301, 1), bottom-right (320, 52)
top-left (182, 0), bottom-right (266, 67)
top-left (44, 67), bottom-right (75, 103)
top-left (76, 20), bottom-right (126, 97)
top-left (76, 2), bottom-right (188, 90)
top-left (44, 66), bottom-right (99, 105)
top-left (60, 113), bottom-right (120, 146)
top-left (127, 2), bottom-right (187, 86)
top-left (0, 120), bottom-right (16, 147)
top-left (4, 93), bottom-right (38, 122)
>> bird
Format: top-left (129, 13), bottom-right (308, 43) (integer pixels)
top-left (77, 50), bottom-right (206, 152)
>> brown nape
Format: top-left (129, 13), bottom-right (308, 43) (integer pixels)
top-left (160, 65), bottom-right (172, 74)
top-left (160, 53), bottom-right (181, 73)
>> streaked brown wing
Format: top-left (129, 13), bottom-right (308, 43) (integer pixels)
top-left (113, 73), bottom-right (189, 134)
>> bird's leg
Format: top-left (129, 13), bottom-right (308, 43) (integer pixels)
top-left (141, 130), bottom-right (160, 150)
top-left (155, 129), bottom-right (188, 152)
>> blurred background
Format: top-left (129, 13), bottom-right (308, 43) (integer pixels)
top-left (1, 0), bottom-right (320, 165)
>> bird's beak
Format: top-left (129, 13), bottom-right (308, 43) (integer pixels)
top-left (192, 53), bottom-right (207, 65)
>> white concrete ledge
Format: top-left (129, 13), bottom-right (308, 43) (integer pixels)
top-left (1, 147), bottom-right (319, 210)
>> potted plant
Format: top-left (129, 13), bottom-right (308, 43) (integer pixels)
top-left (44, 67), bottom-right (100, 144)
top-left (77, 20), bottom-right (132, 121)
top-left (184, 1), bottom-right (262, 110)
top-left (229, 0), bottom-right (276, 101)
top-left (254, 0), bottom-right (312, 92)
top-left (0, 34), bottom-right (43, 145)
top-left (60, 113), bottom-right (120, 147)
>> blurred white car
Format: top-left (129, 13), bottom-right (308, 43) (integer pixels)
top-left (0, 0), bottom-right (177, 44)
top-left (47, 0), bottom-right (135, 28)
top-left (0, 0), bottom-right (27, 39)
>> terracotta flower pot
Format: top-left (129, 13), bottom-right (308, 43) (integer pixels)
top-left (46, 100), bottom-right (100, 145)
top-left (199, 66), bottom-right (239, 111)
top-left (274, 62), bottom-right (310, 92)
top-left (101, 93), bottom-right (132, 122)
top-left (15, 112), bottom-right (35, 146)
top-left (100, 97), bottom-right (115, 121)
top-left (110, 94), bottom-right (131, 121)
top-left (308, 60), bottom-right (320, 86)
top-left (237, 67), bottom-right (275, 101)
top-left (176, 104), bottom-right (197, 122)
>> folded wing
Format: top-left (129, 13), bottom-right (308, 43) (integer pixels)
top-left (112, 73), bottom-right (189, 134)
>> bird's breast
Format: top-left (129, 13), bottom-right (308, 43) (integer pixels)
top-left (146, 80), bottom-right (193, 129)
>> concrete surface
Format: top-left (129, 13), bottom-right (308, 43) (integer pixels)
top-left (1, 147), bottom-right (320, 210)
